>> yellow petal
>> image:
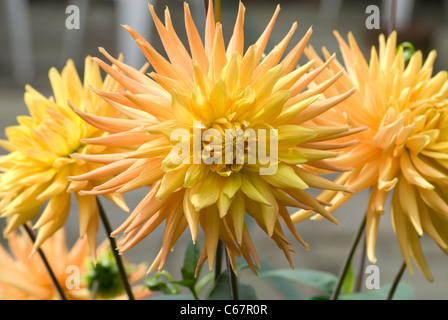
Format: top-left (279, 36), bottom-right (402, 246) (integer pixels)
top-left (261, 163), bottom-right (308, 190)
top-left (189, 171), bottom-right (221, 211)
top-left (277, 125), bottom-right (317, 147)
top-left (228, 191), bottom-right (245, 244)
top-left (400, 151), bottom-right (434, 190)
top-left (240, 174), bottom-right (271, 206)
top-left (200, 206), bottom-right (220, 271)
top-left (156, 165), bottom-right (189, 201)
top-left (36, 166), bottom-right (69, 201)
top-left (183, 189), bottom-right (200, 243)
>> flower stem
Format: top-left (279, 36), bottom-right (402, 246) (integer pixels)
top-left (330, 214), bottom-right (367, 300)
top-left (90, 279), bottom-right (99, 300)
top-left (96, 197), bottom-right (135, 300)
top-left (224, 246), bottom-right (238, 300)
top-left (215, 240), bottom-right (223, 280)
top-left (203, 0), bottom-right (208, 15)
top-left (22, 223), bottom-right (67, 300)
top-left (354, 231), bottom-right (366, 292)
top-left (387, 261), bottom-right (406, 300)
top-left (215, 0), bottom-right (221, 23)
top-left (388, 0), bottom-right (397, 35)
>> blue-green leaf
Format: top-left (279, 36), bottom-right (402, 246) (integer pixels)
top-left (252, 260), bottom-right (302, 299)
top-left (340, 282), bottom-right (416, 300)
top-left (181, 241), bottom-right (201, 281)
top-left (143, 275), bottom-right (179, 295)
top-left (258, 269), bottom-right (337, 294)
top-left (206, 272), bottom-right (258, 300)
top-left (148, 294), bottom-right (196, 300)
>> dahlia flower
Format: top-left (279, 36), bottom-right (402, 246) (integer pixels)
top-left (293, 31), bottom-right (448, 280)
top-left (69, 2), bottom-right (358, 274)
top-left (0, 57), bottom-right (129, 254)
top-left (0, 227), bottom-right (150, 300)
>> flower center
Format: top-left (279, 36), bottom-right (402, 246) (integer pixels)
top-left (200, 118), bottom-right (252, 177)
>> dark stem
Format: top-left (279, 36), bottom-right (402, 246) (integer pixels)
top-left (330, 214), bottom-right (367, 300)
top-left (354, 231), bottom-right (366, 292)
top-left (190, 286), bottom-right (200, 300)
top-left (388, 0), bottom-right (397, 35)
top-left (90, 279), bottom-right (99, 300)
top-left (224, 246), bottom-right (238, 300)
top-left (203, 0), bottom-right (208, 16)
top-left (387, 261), bottom-right (407, 300)
top-left (22, 223), bottom-right (67, 300)
top-left (215, 240), bottom-right (223, 280)
top-left (215, 0), bottom-right (221, 23)
top-left (96, 197), bottom-right (135, 300)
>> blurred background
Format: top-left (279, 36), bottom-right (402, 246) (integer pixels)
top-left (0, 0), bottom-right (447, 299)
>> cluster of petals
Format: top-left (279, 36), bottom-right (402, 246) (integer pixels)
top-left (294, 31), bottom-right (448, 280)
top-left (69, 2), bottom-right (360, 273)
top-left (0, 57), bottom-right (129, 255)
top-left (0, 228), bottom-right (150, 300)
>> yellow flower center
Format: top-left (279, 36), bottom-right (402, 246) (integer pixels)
top-left (201, 118), bottom-right (250, 176)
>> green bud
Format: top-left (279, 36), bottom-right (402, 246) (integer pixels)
top-left (86, 249), bottom-right (125, 299)
top-left (397, 41), bottom-right (416, 64)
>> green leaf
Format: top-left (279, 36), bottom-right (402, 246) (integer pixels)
top-left (234, 257), bottom-right (255, 273)
top-left (341, 262), bottom-right (355, 295)
top-left (206, 272), bottom-right (258, 300)
top-left (252, 260), bottom-right (302, 299)
top-left (172, 279), bottom-right (197, 287)
top-left (194, 272), bottom-right (215, 294)
top-left (258, 269), bottom-right (338, 294)
top-left (181, 241), bottom-right (201, 282)
top-left (340, 282), bottom-right (416, 300)
top-left (148, 294), bottom-right (196, 300)
top-left (306, 296), bottom-right (330, 300)
top-left (143, 275), bottom-right (179, 295)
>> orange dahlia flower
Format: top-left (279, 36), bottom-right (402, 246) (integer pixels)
top-left (0, 57), bottom-right (130, 255)
top-left (293, 31), bottom-right (448, 280)
top-left (0, 227), bottom-right (151, 300)
top-left (69, 2), bottom-right (358, 274)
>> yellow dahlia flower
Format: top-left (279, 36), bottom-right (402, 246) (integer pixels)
top-left (0, 57), bottom-right (130, 254)
top-left (69, 2), bottom-right (358, 274)
top-left (0, 227), bottom-right (151, 300)
top-left (293, 31), bottom-right (448, 280)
